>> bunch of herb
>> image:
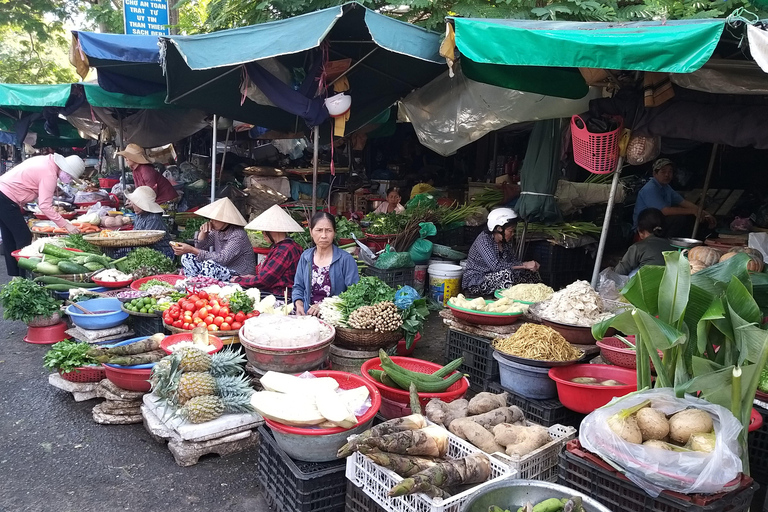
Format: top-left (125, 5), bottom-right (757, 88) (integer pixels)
top-left (292, 227), bottom-right (312, 249)
top-left (228, 290), bottom-right (255, 314)
top-left (178, 217), bottom-right (206, 241)
top-left (0, 277), bottom-right (62, 324)
top-left (62, 234), bottom-right (101, 254)
top-left (246, 230), bottom-right (272, 249)
top-left (338, 277), bottom-right (395, 320)
top-left (365, 213), bottom-right (407, 235)
top-left (115, 247), bottom-right (176, 275)
top-left (43, 340), bottom-right (98, 373)
top-left (335, 217), bottom-right (364, 240)
top-left (400, 298), bottom-right (429, 350)
top-left (138, 279), bottom-right (174, 291)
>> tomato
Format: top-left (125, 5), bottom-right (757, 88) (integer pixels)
top-left (209, 299), bottom-right (220, 308)
top-left (205, 315), bottom-right (215, 325)
top-left (199, 306), bottom-right (210, 318)
top-left (182, 322), bottom-right (191, 330)
top-left (163, 314), bottom-right (172, 324)
top-left (234, 312), bottom-right (246, 323)
top-left (231, 321), bottom-right (242, 330)
top-left (213, 316), bottom-right (224, 327)
top-left (194, 317), bottom-right (203, 324)
top-left (194, 299), bottom-right (206, 309)
top-left (187, 295), bottom-right (200, 302)
top-left (219, 306), bottom-right (230, 317)
top-left (198, 291), bottom-right (208, 300)
top-left (220, 322), bottom-right (231, 331)
top-left (170, 310), bottom-right (180, 320)
top-left (173, 320), bottom-right (183, 328)
top-left (207, 324), bottom-right (219, 331)
top-left (184, 302), bottom-right (196, 312)
top-left (224, 315), bottom-right (233, 324)
top-left (247, 311), bottom-right (260, 318)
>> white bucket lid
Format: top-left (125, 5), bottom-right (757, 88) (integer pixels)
top-left (428, 263), bottom-right (463, 272)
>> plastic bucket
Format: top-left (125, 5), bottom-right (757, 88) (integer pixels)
top-left (428, 263), bottom-right (463, 306)
top-left (413, 264), bottom-right (427, 295)
top-left (493, 352), bottom-right (557, 399)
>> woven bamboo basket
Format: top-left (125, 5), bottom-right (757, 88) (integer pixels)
top-left (163, 321), bottom-right (240, 345)
top-left (83, 230), bottom-right (165, 248)
top-left (121, 303), bottom-right (161, 318)
top-left (334, 326), bottom-right (404, 350)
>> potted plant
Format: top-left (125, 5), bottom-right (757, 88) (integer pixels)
top-left (593, 251), bottom-right (768, 473)
top-left (0, 277), bottom-right (63, 326)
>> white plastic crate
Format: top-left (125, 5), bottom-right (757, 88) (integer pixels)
top-left (345, 430), bottom-right (514, 512)
top-left (492, 423), bottom-right (576, 482)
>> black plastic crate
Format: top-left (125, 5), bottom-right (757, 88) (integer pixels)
top-left (487, 381), bottom-right (584, 428)
top-left (432, 225), bottom-right (464, 247)
top-left (363, 266), bottom-right (414, 289)
top-left (559, 441), bottom-right (757, 512)
top-left (256, 426), bottom-right (347, 512)
top-left (749, 406), bottom-right (768, 484)
top-left (464, 224), bottom-right (484, 246)
top-left (345, 480), bottom-right (385, 512)
top-left (445, 329), bottom-right (498, 393)
top-left (130, 314), bottom-right (165, 337)
top-left (525, 241), bottom-right (591, 274)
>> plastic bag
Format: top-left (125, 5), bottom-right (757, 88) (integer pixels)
top-left (406, 193), bottom-right (437, 210)
top-left (375, 245), bottom-right (414, 269)
top-left (749, 232), bottom-right (768, 261)
top-left (598, 268), bottom-right (630, 301)
top-left (579, 388), bottom-right (742, 497)
top-left (394, 286), bottom-right (420, 310)
top-left (409, 222), bottom-right (436, 263)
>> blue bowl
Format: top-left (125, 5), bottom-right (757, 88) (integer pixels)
top-left (54, 286), bottom-right (108, 300)
top-left (65, 298), bottom-right (128, 330)
top-left (101, 336), bottom-right (158, 369)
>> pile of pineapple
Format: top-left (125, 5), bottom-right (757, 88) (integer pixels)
top-left (150, 346), bottom-right (255, 424)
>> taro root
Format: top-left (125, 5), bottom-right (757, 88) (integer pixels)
top-left (668, 408), bottom-right (714, 444)
top-left (636, 407), bottom-right (670, 441)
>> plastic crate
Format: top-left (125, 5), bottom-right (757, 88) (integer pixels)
top-left (749, 406), bottom-right (768, 483)
top-left (559, 440), bottom-right (757, 512)
top-left (444, 329), bottom-right (498, 393)
top-left (346, 428), bottom-right (514, 512)
top-left (130, 314), bottom-right (165, 338)
top-left (346, 480), bottom-right (386, 512)
top-left (487, 381), bottom-right (584, 428)
top-left (493, 423), bottom-right (576, 482)
top-left (432, 225), bottom-right (464, 247)
top-left (525, 241), bottom-right (590, 274)
top-left (464, 224), bottom-right (483, 246)
top-left (364, 266), bottom-right (415, 289)
top-left (257, 426), bottom-right (347, 512)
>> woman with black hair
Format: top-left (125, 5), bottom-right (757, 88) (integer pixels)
top-left (374, 187), bottom-right (405, 214)
top-left (615, 208), bottom-right (674, 276)
top-left (292, 212), bottom-right (360, 316)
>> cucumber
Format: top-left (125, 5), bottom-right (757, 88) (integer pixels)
top-left (377, 350), bottom-right (444, 383)
top-left (85, 254), bottom-right (111, 265)
top-left (42, 244), bottom-right (77, 260)
top-left (43, 284), bottom-right (78, 291)
top-left (432, 357), bottom-right (464, 378)
top-left (17, 258), bottom-right (41, 272)
top-left (34, 276), bottom-right (99, 287)
top-left (83, 261), bottom-right (104, 271)
top-left (42, 256), bottom-right (63, 265)
top-left (35, 262), bottom-right (61, 275)
top-left (57, 261), bottom-right (90, 274)
top-left (378, 350), bottom-right (462, 392)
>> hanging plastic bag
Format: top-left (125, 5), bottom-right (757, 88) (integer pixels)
top-left (579, 388), bottom-right (743, 497)
top-left (406, 193), bottom-right (438, 210)
top-left (409, 222), bottom-right (436, 264)
top-left (598, 268), bottom-right (630, 301)
top-left (375, 245), bottom-right (414, 269)
top-left (394, 286), bottom-right (420, 310)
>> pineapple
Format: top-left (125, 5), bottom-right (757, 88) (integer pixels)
top-left (177, 393), bottom-right (254, 424)
top-left (175, 346), bottom-right (246, 376)
top-left (170, 371), bottom-right (253, 405)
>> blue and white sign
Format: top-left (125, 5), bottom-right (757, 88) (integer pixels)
top-left (124, 0), bottom-right (170, 36)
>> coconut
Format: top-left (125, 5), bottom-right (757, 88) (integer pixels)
top-left (643, 439), bottom-right (673, 451)
top-left (636, 407), bottom-right (670, 441)
top-left (668, 409), bottom-right (714, 444)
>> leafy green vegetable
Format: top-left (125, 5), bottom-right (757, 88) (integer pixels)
top-left (228, 290), bottom-right (254, 314)
top-left (0, 277), bottom-right (62, 324)
top-left (335, 217), bottom-right (364, 240)
top-left (292, 227), bottom-right (312, 249)
top-left (43, 340), bottom-right (98, 373)
top-left (760, 367), bottom-right (768, 394)
top-left (115, 247), bottom-right (176, 276)
top-left (338, 277), bottom-right (395, 320)
top-left (178, 217), bottom-right (206, 242)
top-left (246, 230), bottom-right (272, 249)
top-left (400, 298), bottom-right (429, 349)
top-left (138, 279), bottom-right (174, 291)
top-left (62, 234), bottom-right (101, 254)
top-left (365, 213), bottom-right (408, 235)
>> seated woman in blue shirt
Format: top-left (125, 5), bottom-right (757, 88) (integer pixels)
top-left (293, 212), bottom-right (359, 316)
top-left (633, 158), bottom-right (715, 238)
top-left (121, 186), bottom-right (173, 259)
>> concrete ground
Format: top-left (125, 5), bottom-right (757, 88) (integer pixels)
top-left (0, 259), bottom-right (447, 512)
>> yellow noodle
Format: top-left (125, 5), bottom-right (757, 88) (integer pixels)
top-left (493, 323), bottom-right (583, 361)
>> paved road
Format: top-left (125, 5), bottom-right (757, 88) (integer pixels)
top-left (0, 258), bottom-right (447, 512)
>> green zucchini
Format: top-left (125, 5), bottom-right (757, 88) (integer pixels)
top-left (35, 262), bottom-right (61, 275)
top-left (83, 261), bottom-right (104, 271)
top-left (57, 261), bottom-right (90, 274)
top-left (42, 244), bottom-right (77, 260)
top-left (378, 350), bottom-right (462, 392)
top-left (432, 357), bottom-right (464, 378)
top-left (42, 256), bottom-right (63, 265)
top-left (17, 258), bottom-right (41, 272)
top-left (34, 276), bottom-right (99, 287)
top-left (377, 350), bottom-right (444, 383)
top-left (43, 284), bottom-right (78, 291)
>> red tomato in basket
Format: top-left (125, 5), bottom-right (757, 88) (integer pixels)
top-left (220, 322), bottom-right (231, 331)
top-left (234, 312), bottom-right (246, 323)
top-left (198, 306), bottom-right (208, 318)
top-left (173, 320), bottom-right (183, 328)
top-left (207, 324), bottom-right (218, 331)
top-left (184, 302), bottom-right (195, 312)
top-left (210, 304), bottom-right (221, 316)
top-left (219, 306), bottom-right (230, 317)
top-left (246, 311), bottom-right (259, 318)
top-left (194, 299), bottom-right (206, 309)
top-left (231, 321), bottom-right (242, 330)
top-left (204, 315), bottom-right (215, 325)
top-left (188, 295), bottom-right (200, 302)
top-left (198, 291), bottom-right (208, 300)
top-left (213, 316), bottom-right (224, 327)
top-left (163, 314), bottom-right (172, 324)
top-left (182, 322), bottom-right (191, 330)
top-left (224, 316), bottom-right (232, 324)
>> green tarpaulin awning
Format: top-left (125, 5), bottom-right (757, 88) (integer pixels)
top-left (450, 18), bottom-right (726, 99)
top-left (0, 84), bottom-right (72, 111)
top-left (81, 84), bottom-right (171, 109)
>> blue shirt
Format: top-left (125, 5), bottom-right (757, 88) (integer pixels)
top-left (633, 178), bottom-right (683, 229)
top-left (292, 245), bottom-right (360, 313)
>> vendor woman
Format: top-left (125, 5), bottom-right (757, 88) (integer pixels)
top-left (293, 212), bottom-right (359, 316)
top-left (462, 208), bottom-right (541, 295)
top-left (121, 186), bottom-right (174, 259)
top-left (116, 144), bottom-right (178, 206)
top-left (172, 197), bottom-right (255, 281)
top-left (232, 205), bottom-right (303, 297)
top-left (373, 187), bottom-right (405, 214)
top-left (0, 153), bottom-right (85, 276)
top-left (615, 208), bottom-right (673, 276)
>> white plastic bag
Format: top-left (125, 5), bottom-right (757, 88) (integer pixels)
top-left (598, 268), bottom-right (630, 301)
top-left (749, 232), bottom-right (768, 262)
top-left (579, 388), bottom-right (742, 497)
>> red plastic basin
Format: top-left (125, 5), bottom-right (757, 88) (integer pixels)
top-left (130, 274), bottom-right (183, 291)
top-left (395, 332), bottom-right (421, 356)
top-left (360, 356), bottom-right (469, 407)
top-left (264, 370), bottom-right (381, 435)
top-left (161, 333), bottom-right (224, 355)
top-left (24, 322), bottom-right (70, 345)
top-left (548, 364), bottom-right (637, 414)
top-left (102, 364), bottom-right (152, 392)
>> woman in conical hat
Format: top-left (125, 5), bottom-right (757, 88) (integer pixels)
top-left (172, 197), bottom-right (255, 281)
top-left (232, 205), bottom-right (304, 297)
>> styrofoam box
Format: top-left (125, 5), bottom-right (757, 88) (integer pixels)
top-left (345, 430), bottom-right (515, 512)
top-left (492, 423), bottom-right (577, 482)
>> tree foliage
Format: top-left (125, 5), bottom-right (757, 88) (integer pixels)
top-left (0, 26), bottom-right (78, 84)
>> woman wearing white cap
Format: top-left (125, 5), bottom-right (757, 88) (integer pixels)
top-left (462, 207), bottom-right (541, 295)
top-left (121, 186), bottom-right (173, 259)
top-left (231, 205), bottom-right (303, 297)
top-left (0, 153), bottom-right (85, 276)
top-left (172, 198), bottom-right (256, 281)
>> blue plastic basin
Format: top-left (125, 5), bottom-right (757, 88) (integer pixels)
top-left (65, 298), bottom-right (128, 330)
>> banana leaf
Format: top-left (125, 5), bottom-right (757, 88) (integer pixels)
top-left (620, 265), bottom-right (664, 315)
top-left (658, 251), bottom-right (691, 327)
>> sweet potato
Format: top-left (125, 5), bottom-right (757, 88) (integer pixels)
top-left (425, 398), bottom-right (468, 428)
top-left (468, 392), bottom-right (509, 415)
top-left (449, 418), bottom-right (505, 453)
top-left (492, 423), bottom-right (550, 457)
top-left (450, 406), bottom-right (525, 432)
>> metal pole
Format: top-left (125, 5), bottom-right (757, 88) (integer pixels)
top-left (491, 132), bottom-right (498, 181)
top-left (117, 115), bottom-right (125, 187)
top-left (211, 115), bottom-right (218, 203)
top-left (219, 126), bottom-right (230, 179)
top-left (692, 143), bottom-right (718, 239)
top-left (591, 157), bottom-right (624, 289)
top-left (312, 125), bottom-right (319, 212)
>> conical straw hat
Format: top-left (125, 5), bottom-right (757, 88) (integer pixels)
top-left (245, 204), bottom-right (303, 232)
top-left (194, 197), bottom-right (247, 226)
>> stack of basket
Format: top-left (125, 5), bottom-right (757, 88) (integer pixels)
top-left (329, 324), bottom-right (403, 377)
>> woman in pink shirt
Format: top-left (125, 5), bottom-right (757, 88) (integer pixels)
top-left (0, 154), bottom-right (85, 276)
top-left (116, 144), bottom-right (178, 205)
